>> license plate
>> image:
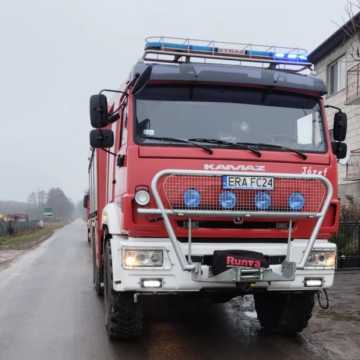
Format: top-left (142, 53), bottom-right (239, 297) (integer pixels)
top-left (222, 175), bottom-right (274, 190)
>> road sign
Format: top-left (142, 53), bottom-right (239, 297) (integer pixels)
top-left (43, 208), bottom-right (54, 217)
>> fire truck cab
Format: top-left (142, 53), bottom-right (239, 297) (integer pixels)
top-left (88, 37), bottom-right (347, 339)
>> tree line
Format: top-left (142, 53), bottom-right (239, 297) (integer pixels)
top-left (27, 187), bottom-right (75, 221)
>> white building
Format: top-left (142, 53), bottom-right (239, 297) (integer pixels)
top-left (309, 13), bottom-right (360, 203)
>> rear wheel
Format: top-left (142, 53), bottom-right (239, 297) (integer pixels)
top-left (254, 292), bottom-right (315, 336)
top-left (104, 240), bottom-right (143, 339)
top-left (92, 228), bottom-right (103, 296)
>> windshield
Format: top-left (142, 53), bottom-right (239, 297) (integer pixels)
top-left (135, 86), bottom-right (326, 152)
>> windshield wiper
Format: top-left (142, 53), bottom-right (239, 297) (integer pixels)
top-left (140, 135), bottom-right (213, 154)
top-left (188, 137), bottom-right (262, 158)
top-left (239, 142), bottom-right (307, 160)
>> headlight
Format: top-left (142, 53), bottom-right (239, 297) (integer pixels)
top-left (134, 189), bottom-right (150, 206)
top-left (123, 249), bottom-right (163, 268)
top-left (306, 249), bottom-right (336, 268)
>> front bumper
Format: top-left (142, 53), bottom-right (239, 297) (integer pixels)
top-left (110, 236), bottom-right (336, 293)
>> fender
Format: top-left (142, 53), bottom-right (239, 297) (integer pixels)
top-left (102, 202), bottom-right (123, 235)
top-left (109, 235), bottom-right (124, 289)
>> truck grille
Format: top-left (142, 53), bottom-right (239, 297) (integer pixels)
top-left (162, 174), bottom-right (326, 214)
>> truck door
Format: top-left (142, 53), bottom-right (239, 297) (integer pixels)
top-left (114, 105), bottom-right (128, 201)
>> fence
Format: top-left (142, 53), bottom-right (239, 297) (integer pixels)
top-left (333, 222), bottom-right (360, 269)
top-left (0, 220), bottom-right (39, 237)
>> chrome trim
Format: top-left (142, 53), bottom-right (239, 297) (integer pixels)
top-left (138, 208), bottom-right (320, 218)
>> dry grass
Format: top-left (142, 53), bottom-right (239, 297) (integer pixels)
top-left (0, 223), bottom-right (63, 250)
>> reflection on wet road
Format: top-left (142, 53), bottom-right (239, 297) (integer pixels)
top-left (131, 296), bottom-right (327, 360)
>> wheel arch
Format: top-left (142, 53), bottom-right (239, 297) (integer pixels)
top-left (101, 202), bottom-right (122, 235)
top-left (102, 224), bottom-right (111, 253)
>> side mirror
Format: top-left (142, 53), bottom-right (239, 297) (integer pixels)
top-left (83, 194), bottom-right (89, 209)
top-left (333, 111), bottom-right (347, 141)
top-left (90, 94), bottom-right (108, 128)
top-left (132, 65), bottom-right (152, 95)
top-left (332, 141), bottom-right (347, 159)
top-left (90, 129), bottom-right (114, 148)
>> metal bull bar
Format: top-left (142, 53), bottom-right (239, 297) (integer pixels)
top-left (137, 169), bottom-right (333, 279)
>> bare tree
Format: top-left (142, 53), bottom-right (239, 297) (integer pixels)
top-left (37, 189), bottom-right (47, 208)
top-left (342, 1), bottom-right (360, 61)
top-left (27, 192), bottom-right (37, 208)
top-left (46, 188), bottom-right (74, 221)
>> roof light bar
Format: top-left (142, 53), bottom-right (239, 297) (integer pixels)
top-left (144, 36), bottom-right (311, 68)
top-left (145, 41), bottom-right (216, 54)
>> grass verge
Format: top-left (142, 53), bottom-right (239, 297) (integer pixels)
top-left (0, 223), bottom-right (64, 250)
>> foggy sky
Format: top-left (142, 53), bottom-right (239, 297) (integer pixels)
top-left (0, 0), bottom-right (350, 203)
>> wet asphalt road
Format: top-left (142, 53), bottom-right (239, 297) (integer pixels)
top-left (0, 220), bottom-right (334, 360)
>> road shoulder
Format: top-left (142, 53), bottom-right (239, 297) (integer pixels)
top-left (0, 224), bottom-right (63, 270)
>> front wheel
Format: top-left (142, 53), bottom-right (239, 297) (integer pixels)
top-left (104, 240), bottom-right (143, 339)
top-left (254, 292), bottom-right (315, 336)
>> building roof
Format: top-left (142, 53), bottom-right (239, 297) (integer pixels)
top-left (132, 62), bottom-right (327, 95)
top-left (309, 11), bottom-right (360, 64)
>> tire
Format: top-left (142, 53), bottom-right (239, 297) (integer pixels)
top-left (254, 292), bottom-right (315, 336)
top-left (104, 241), bottom-right (143, 339)
top-left (92, 228), bottom-right (103, 296)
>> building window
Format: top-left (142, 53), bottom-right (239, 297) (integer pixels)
top-left (327, 55), bottom-right (346, 95)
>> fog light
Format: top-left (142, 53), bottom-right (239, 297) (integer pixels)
top-left (219, 191), bottom-right (236, 209)
top-left (141, 279), bottom-right (163, 288)
top-left (255, 191), bottom-right (271, 210)
top-left (304, 278), bottom-right (323, 287)
top-left (184, 188), bottom-right (201, 208)
top-left (123, 249), bottom-right (164, 268)
top-left (288, 192), bottom-right (305, 211)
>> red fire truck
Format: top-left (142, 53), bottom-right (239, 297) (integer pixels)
top-left (88, 37), bottom-right (347, 339)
